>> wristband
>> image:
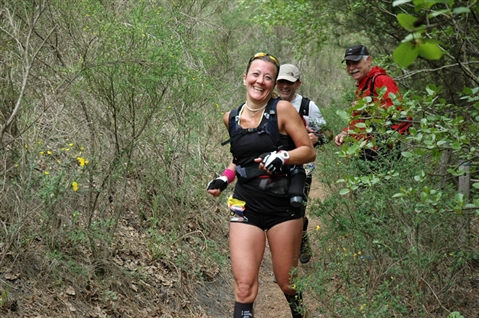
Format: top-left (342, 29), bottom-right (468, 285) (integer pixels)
top-left (222, 168), bottom-right (236, 184)
top-left (278, 150), bottom-right (290, 164)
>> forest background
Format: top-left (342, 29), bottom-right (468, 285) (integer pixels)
top-left (1, 0), bottom-right (478, 317)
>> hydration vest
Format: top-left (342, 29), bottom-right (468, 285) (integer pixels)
top-left (221, 97), bottom-right (285, 149)
top-left (221, 98), bottom-right (296, 182)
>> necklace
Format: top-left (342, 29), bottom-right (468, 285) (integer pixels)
top-left (244, 103), bottom-right (267, 116)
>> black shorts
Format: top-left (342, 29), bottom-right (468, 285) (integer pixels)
top-left (230, 181), bottom-right (302, 231)
top-left (230, 209), bottom-right (302, 231)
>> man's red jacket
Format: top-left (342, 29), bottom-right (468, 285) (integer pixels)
top-left (342, 66), bottom-right (411, 144)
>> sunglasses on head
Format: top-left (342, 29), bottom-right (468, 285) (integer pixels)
top-left (249, 52), bottom-right (280, 67)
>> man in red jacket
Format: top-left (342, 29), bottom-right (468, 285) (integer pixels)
top-left (334, 44), bottom-right (410, 161)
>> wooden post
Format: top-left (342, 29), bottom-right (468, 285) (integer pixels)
top-left (440, 148), bottom-right (452, 186)
top-left (457, 160), bottom-right (471, 244)
top-left (458, 161), bottom-right (471, 200)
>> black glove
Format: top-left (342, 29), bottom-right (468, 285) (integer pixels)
top-left (258, 150), bottom-right (289, 174)
top-left (314, 131), bottom-right (328, 146)
top-left (207, 176), bottom-right (228, 191)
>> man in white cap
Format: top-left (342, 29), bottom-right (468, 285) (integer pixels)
top-left (277, 63), bottom-right (327, 264)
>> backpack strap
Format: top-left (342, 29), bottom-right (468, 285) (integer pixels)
top-left (220, 98), bottom-right (281, 147)
top-left (359, 74), bottom-right (385, 98)
top-left (298, 97), bottom-right (310, 119)
top-left (361, 74), bottom-right (411, 136)
top-left (369, 74), bottom-right (381, 97)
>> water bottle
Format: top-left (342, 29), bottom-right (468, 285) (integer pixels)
top-left (288, 166), bottom-right (306, 207)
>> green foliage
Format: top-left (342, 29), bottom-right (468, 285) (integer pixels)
top-left (1, 0), bottom-right (479, 316)
top-left (393, 0), bottom-right (475, 67)
top-left (394, 38), bottom-right (442, 67)
top-left (296, 80), bottom-right (479, 316)
top-left (1, 285), bottom-right (9, 307)
top-left (0, 0), bottom-right (237, 315)
top-left (238, 0), bottom-right (335, 55)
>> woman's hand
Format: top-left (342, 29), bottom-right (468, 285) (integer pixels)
top-left (255, 150), bottom-right (289, 174)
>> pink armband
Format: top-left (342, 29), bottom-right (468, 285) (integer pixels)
top-left (222, 168), bottom-right (236, 184)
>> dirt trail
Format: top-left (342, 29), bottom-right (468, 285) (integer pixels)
top-left (251, 178), bottom-right (327, 318)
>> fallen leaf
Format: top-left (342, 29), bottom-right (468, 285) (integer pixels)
top-left (66, 286), bottom-right (76, 296)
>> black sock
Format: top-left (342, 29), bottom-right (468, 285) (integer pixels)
top-left (233, 301), bottom-right (253, 318)
top-left (284, 293), bottom-right (304, 318)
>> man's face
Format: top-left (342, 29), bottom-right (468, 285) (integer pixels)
top-left (346, 56), bottom-right (371, 82)
top-left (276, 79), bottom-right (301, 102)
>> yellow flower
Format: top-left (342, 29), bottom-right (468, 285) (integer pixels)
top-left (79, 147), bottom-right (84, 151)
top-left (69, 143), bottom-right (74, 147)
top-left (72, 182), bottom-right (79, 191)
top-left (316, 225), bottom-right (321, 231)
top-left (44, 171), bottom-right (49, 175)
top-left (77, 157), bottom-right (86, 166)
top-left (47, 150), bottom-right (52, 155)
top-left (39, 151), bottom-right (45, 155)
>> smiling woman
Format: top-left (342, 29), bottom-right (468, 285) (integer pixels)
top-left (207, 52), bottom-right (316, 318)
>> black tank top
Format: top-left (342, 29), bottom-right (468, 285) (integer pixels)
top-left (230, 106), bottom-right (299, 213)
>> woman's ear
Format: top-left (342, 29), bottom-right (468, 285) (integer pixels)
top-left (243, 74), bottom-right (246, 86)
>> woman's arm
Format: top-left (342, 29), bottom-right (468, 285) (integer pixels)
top-left (277, 100), bottom-right (316, 165)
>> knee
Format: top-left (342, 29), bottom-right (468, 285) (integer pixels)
top-left (235, 279), bottom-right (257, 303)
top-left (276, 279), bottom-right (296, 295)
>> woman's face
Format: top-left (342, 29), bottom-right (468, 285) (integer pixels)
top-left (243, 59), bottom-right (277, 103)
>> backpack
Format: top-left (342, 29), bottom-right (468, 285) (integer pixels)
top-left (360, 74), bottom-right (411, 135)
top-left (221, 98), bottom-right (298, 182)
top-left (221, 98), bottom-right (283, 148)
top-left (297, 96), bottom-right (328, 146)
top-left (360, 73), bottom-right (383, 98)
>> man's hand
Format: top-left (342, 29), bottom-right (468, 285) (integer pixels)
top-left (306, 126), bottom-right (319, 145)
top-left (335, 131), bottom-right (347, 146)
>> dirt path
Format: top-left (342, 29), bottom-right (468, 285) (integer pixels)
top-left (251, 178), bottom-right (327, 318)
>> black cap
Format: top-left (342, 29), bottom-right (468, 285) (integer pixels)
top-left (343, 44), bottom-right (370, 62)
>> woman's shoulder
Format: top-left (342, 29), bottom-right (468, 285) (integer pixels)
top-left (276, 99), bottom-right (296, 114)
top-left (223, 111), bottom-right (231, 126)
